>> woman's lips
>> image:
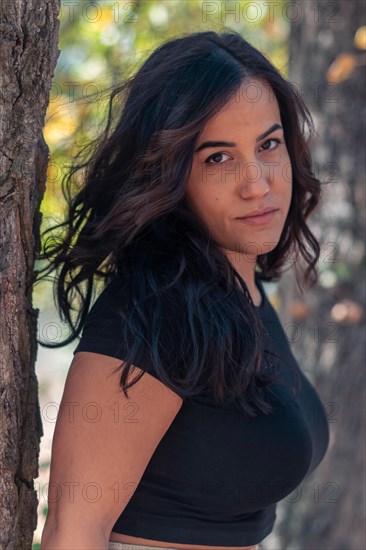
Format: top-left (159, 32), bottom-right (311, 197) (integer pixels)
top-left (235, 209), bottom-right (279, 226)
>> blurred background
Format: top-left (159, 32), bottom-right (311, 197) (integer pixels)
top-left (32, 1), bottom-right (365, 548)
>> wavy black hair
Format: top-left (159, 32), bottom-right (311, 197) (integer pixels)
top-left (34, 29), bottom-right (322, 418)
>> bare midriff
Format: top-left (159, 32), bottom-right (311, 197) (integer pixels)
top-left (109, 531), bottom-right (259, 549)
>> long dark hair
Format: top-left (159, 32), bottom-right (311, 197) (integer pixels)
top-left (34, 29), bottom-right (322, 418)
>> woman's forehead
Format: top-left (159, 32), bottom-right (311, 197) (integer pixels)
top-left (200, 102), bottom-right (281, 143)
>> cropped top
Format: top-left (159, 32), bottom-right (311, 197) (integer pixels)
top-left (73, 271), bottom-right (330, 546)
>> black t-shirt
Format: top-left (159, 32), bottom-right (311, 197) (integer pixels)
top-left (73, 272), bottom-right (330, 546)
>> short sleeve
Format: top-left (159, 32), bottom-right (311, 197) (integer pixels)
top-left (72, 277), bottom-right (184, 394)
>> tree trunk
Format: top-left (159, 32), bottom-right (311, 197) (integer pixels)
top-left (0, 2), bottom-right (60, 548)
top-left (272, 1), bottom-right (365, 548)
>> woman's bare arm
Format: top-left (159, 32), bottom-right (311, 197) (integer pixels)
top-left (40, 351), bottom-right (183, 549)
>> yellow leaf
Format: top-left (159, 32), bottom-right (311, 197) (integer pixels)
top-left (290, 300), bottom-right (309, 320)
top-left (354, 26), bottom-right (366, 50)
top-left (327, 53), bottom-right (357, 83)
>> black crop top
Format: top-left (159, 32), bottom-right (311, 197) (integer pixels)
top-left (73, 272), bottom-right (330, 547)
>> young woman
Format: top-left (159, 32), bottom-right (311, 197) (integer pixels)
top-left (38, 30), bottom-right (329, 550)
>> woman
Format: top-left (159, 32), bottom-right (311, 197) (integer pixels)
top-left (38, 30), bottom-right (329, 550)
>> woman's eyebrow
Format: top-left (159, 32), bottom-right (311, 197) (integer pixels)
top-left (194, 123), bottom-right (283, 153)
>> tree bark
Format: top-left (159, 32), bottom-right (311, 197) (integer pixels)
top-left (0, 2), bottom-right (60, 548)
top-left (273, 1), bottom-right (365, 548)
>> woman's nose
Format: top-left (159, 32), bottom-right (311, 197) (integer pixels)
top-left (238, 160), bottom-right (271, 197)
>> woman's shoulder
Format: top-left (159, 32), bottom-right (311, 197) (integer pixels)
top-left (72, 273), bottom-right (193, 398)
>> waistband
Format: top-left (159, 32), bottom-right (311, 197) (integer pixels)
top-left (108, 542), bottom-right (260, 550)
top-left (108, 543), bottom-right (181, 550)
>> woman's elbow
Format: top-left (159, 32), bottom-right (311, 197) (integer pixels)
top-left (40, 521), bottom-right (108, 549)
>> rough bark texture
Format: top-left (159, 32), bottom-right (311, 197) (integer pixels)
top-left (274, 1), bottom-right (365, 549)
top-left (0, 2), bottom-right (60, 548)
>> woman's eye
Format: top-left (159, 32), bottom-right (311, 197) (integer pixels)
top-left (261, 138), bottom-right (282, 151)
top-left (204, 139), bottom-right (283, 165)
top-left (204, 152), bottom-right (231, 165)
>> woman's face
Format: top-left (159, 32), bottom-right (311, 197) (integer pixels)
top-left (185, 78), bottom-right (292, 264)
